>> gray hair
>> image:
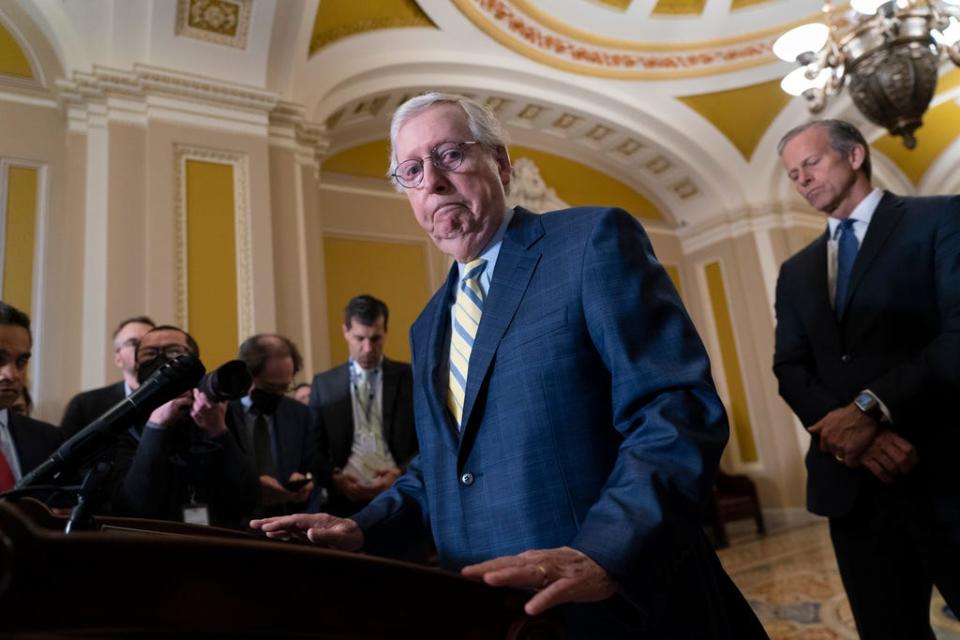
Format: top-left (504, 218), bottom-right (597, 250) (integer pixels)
top-left (387, 92), bottom-right (510, 189)
top-left (777, 119), bottom-right (872, 180)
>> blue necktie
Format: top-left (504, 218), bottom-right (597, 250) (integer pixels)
top-left (449, 259), bottom-right (486, 428)
top-left (835, 218), bottom-right (858, 317)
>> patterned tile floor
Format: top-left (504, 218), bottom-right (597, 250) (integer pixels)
top-left (717, 521), bottom-right (960, 639)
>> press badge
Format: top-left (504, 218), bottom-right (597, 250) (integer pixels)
top-left (183, 495), bottom-right (209, 526)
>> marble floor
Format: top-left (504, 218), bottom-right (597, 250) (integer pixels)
top-left (717, 521), bottom-right (960, 639)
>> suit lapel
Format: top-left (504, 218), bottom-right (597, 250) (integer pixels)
top-left (424, 266), bottom-right (461, 454)
top-left (843, 192), bottom-right (904, 316)
top-left (459, 209), bottom-right (544, 439)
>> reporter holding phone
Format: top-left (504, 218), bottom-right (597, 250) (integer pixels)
top-left (228, 334), bottom-right (319, 518)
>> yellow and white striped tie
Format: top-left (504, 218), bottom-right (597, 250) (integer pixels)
top-left (448, 258), bottom-right (487, 428)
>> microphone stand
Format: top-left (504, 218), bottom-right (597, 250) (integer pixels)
top-left (64, 460), bottom-right (113, 533)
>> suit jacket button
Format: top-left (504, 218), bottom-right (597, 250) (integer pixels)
top-left (841, 354), bottom-right (851, 363)
top-left (460, 472), bottom-right (474, 486)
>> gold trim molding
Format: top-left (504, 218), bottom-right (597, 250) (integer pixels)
top-left (173, 145), bottom-right (253, 341)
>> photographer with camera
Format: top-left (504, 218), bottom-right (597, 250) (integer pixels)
top-left (110, 325), bottom-right (259, 529)
top-left (229, 334), bottom-right (317, 519)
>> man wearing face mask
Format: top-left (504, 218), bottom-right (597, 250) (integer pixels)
top-left (229, 334), bottom-right (317, 518)
top-left (110, 325), bottom-right (259, 529)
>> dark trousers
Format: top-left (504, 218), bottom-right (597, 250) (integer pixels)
top-left (829, 484), bottom-right (960, 640)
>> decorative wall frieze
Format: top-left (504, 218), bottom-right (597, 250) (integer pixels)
top-left (268, 100), bottom-right (330, 173)
top-left (452, 0), bottom-right (783, 79)
top-left (56, 64), bottom-right (280, 134)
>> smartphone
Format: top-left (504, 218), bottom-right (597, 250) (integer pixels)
top-left (284, 474), bottom-right (313, 491)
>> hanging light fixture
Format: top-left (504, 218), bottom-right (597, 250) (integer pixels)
top-left (774, 1), bottom-right (960, 148)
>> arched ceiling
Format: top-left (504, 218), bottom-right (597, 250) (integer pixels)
top-left (8, 0), bottom-right (960, 229)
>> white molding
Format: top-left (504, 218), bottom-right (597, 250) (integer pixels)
top-left (173, 145), bottom-right (253, 342)
top-left (55, 64), bottom-right (288, 137)
top-left (292, 163), bottom-right (313, 378)
top-left (81, 119), bottom-right (110, 388)
top-left (680, 207), bottom-right (824, 255)
top-left (0, 89), bottom-right (58, 109)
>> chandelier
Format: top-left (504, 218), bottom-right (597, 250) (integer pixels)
top-left (774, 1), bottom-right (960, 148)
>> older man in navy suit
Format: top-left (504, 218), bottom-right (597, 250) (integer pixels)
top-left (253, 93), bottom-right (764, 637)
top-left (774, 120), bottom-right (960, 639)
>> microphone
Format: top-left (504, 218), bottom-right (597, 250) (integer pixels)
top-left (15, 353), bottom-right (206, 489)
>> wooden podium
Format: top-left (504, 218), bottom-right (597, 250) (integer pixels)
top-left (0, 500), bottom-right (560, 638)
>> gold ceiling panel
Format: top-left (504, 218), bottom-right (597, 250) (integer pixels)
top-left (592, 0), bottom-right (634, 10)
top-left (651, 0), bottom-right (707, 16)
top-left (310, 0), bottom-right (438, 55)
top-left (679, 79), bottom-right (792, 161)
top-left (731, 0), bottom-right (774, 9)
top-left (0, 21), bottom-right (33, 78)
top-left (175, 0), bottom-right (251, 49)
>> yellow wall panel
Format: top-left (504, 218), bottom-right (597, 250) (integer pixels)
top-left (3, 166), bottom-right (38, 313)
top-left (323, 236), bottom-right (430, 365)
top-left (185, 160), bottom-right (238, 369)
top-left (705, 261), bottom-right (758, 463)
top-left (0, 23), bottom-right (33, 79)
top-left (310, 0), bottom-right (436, 54)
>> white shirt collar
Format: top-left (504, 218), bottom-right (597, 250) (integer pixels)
top-left (827, 188), bottom-right (883, 239)
top-left (0, 407), bottom-right (7, 430)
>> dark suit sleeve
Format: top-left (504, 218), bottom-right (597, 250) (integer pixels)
top-left (566, 210), bottom-right (730, 612)
top-left (867, 199), bottom-right (960, 418)
top-left (350, 453), bottom-right (430, 555)
top-left (60, 393), bottom-right (87, 438)
top-left (772, 266), bottom-right (845, 426)
top-left (307, 376), bottom-right (335, 490)
top-left (113, 426), bottom-right (172, 518)
top-left (195, 425), bottom-right (260, 520)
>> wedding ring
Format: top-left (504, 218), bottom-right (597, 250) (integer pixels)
top-left (834, 453), bottom-right (845, 463)
top-left (534, 564), bottom-right (549, 588)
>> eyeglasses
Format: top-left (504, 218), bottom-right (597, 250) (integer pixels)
top-left (391, 141), bottom-right (480, 189)
top-left (137, 344), bottom-right (190, 362)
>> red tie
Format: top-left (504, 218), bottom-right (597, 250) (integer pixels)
top-left (0, 450), bottom-right (16, 492)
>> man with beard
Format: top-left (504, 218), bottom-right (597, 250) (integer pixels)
top-left (110, 325), bottom-right (259, 529)
top-left (230, 333), bottom-right (316, 518)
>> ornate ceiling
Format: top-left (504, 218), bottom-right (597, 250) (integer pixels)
top-left (5, 0), bottom-right (960, 230)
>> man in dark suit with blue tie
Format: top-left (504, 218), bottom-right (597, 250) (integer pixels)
top-left (253, 93), bottom-right (764, 637)
top-left (774, 120), bottom-right (960, 639)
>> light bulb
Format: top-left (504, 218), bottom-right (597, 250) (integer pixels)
top-left (781, 66), bottom-right (832, 97)
top-left (773, 23), bottom-right (830, 62)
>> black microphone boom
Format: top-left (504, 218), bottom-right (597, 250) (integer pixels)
top-left (15, 353), bottom-right (206, 489)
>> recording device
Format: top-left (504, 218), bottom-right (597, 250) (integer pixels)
top-left (16, 353), bottom-right (206, 489)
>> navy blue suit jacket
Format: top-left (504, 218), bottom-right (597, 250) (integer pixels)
top-left (774, 192), bottom-right (960, 516)
top-left (353, 208), bottom-right (756, 635)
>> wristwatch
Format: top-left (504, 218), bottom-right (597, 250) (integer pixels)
top-left (853, 391), bottom-right (884, 422)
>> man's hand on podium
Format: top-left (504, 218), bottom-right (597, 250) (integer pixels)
top-left (250, 513), bottom-right (363, 550)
